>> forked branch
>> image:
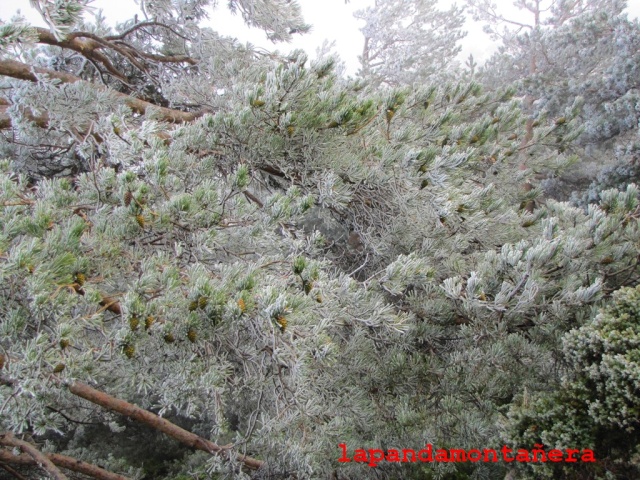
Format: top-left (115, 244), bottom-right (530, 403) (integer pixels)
top-left (34, 26), bottom-right (196, 84)
top-left (0, 433), bottom-right (68, 480)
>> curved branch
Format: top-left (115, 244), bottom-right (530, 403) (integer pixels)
top-left (0, 433), bottom-right (68, 480)
top-left (34, 28), bottom-right (130, 83)
top-left (67, 29), bottom-right (196, 65)
top-left (133, 50), bottom-right (196, 65)
top-left (0, 448), bottom-right (130, 480)
top-left (35, 27), bottom-right (197, 81)
top-left (105, 21), bottom-right (190, 41)
top-left (70, 32), bottom-right (149, 75)
top-left (67, 381), bottom-right (264, 470)
top-left (0, 59), bottom-right (205, 123)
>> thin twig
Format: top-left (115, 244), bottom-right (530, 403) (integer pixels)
top-left (105, 21), bottom-right (189, 41)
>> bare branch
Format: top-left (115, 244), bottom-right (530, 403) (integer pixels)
top-left (67, 381), bottom-right (264, 470)
top-left (0, 448), bottom-right (130, 480)
top-left (0, 433), bottom-right (68, 480)
top-left (34, 28), bottom-right (130, 83)
top-left (67, 30), bottom-right (196, 65)
top-left (105, 21), bottom-right (189, 41)
top-left (34, 27), bottom-right (197, 84)
top-left (0, 59), bottom-right (205, 124)
top-left (243, 190), bottom-right (264, 208)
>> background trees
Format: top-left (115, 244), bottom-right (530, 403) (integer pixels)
top-left (469, 0), bottom-right (640, 200)
top-left (1, 1), bottom-right (640, 479)
top-left (355, 0), bottom-right (465, 86)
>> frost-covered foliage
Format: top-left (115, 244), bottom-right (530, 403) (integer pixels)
top-left (1, 1), bottom-right (640, 479)
top-left (506, 283), bottom-right (640, 479)
top-left (27, 0), bottom-right (310, 41)
top-left (480, 5), bottom-right (640, 145)
top-left (473, 0), bottom-right (640, 200)
top-left (0, 0), bottom-right (310, 178)
top-left (573, 143), bottom-right (640, 206)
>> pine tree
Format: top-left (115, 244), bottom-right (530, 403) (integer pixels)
top-left (0, 1), bottom-right (639, 479)
top-left (469, 0), bottom-right (640, 200)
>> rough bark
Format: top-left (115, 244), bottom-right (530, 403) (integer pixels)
top-left (0, 433), bottom-right (68, 480)
top-left (0, 59), bottom-right (204, 124)
top-left (67, 381), bottom-right (264, 470)
top-left (32, 27), bottom-right (196, 83)
top-left (0, 448), bottom-right (130, 480)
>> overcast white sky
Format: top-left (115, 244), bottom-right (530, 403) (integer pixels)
top-left (2, 0), bottom-right (639, 76)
